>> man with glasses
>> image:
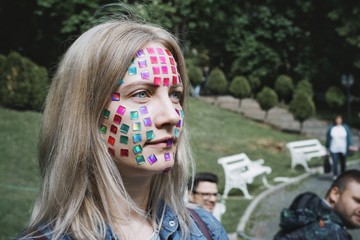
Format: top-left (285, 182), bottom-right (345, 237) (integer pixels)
top-left (188, 172), bottom-right (226, 221)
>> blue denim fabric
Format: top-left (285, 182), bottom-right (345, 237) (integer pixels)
top-left (23, 203), bottom-right (229, 240)
top-left (330, 152), bottom-right (346, 177)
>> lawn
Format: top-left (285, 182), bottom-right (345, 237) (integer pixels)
top-left (0, 97), bottom-right (339, 238)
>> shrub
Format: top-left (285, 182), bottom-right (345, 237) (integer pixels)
top-left (229, 76), bottom-right (251, 107)
top-left (296, 79), bottom-right (314, 98)
top-left (187, 65), bottom-right (203, 87)
top-left (207, 67), bottom-right (228, 95)
top-left (289, 91), bottom-right (316, 132)
top-left (325, 86), bottom-right (345, 108)
top-left (256, 86), bottom-right (278, 120)
top-left (274, 74), bottom-right (294, 103)
top-left (0, 51), bottom-right (48, 110)
top-left (248, 74), bottom-right (261, 96)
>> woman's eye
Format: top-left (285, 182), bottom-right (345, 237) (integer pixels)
top-left (170, 91), bottom-right (182, 101)
top-left (134, 91), bottom-right (148, 98)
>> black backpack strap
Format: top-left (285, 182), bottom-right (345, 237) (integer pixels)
top-left (188, 208), bottom-right (212, 240)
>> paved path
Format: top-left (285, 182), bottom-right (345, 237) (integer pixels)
top-left (243, 163), bottom-right (360, 240)
top-left (199, 96), bottom-right (360, 145)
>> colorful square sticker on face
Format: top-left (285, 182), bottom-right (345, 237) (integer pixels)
top-left (136, 49), bottom-right (146, 58)
top-left (146, 47), bottom-right (155, 54)
top-left (128, 66), bottom-right (137, 75)
top-left (130, 111), bottom-right (139, 120)
top-left (100, 124), bottom-right (107, 134)
top-left (143, 117), bottom-right (152, 127)
top-left (120, 124), bottom-right (130, 134)
top-left (120, 135), bottom-right (128, 144)
top-left (139, 106), bottom-right (148, 115)
top-left (103, 109), bottom-right (110, 119)
top-left (154, 77), bottom-right (161, 86)
top-left (133, 122), bottom-right (141, 131)
top-left (117, 105), bottom-right (126, 116)
top-left (148, 154), bottom-right (158, 164)
top-left (163, 78), bottom-right (169, 87)
top-left (136, 155), bottom-right (145, 165)
top-left (146, 130), bottom-right (155, 140)
top-left (138, 59), bottom-right (147, 68)
top-left (108, 136), bottom-right (115, 146)
top-left (112, 93), bottom-right (120, 101)
top-left (141, 71), bottom-right (150, 80)
top-left (164, 152), bottom-right (171, 161)
top-left (133, 145), bottom-right (142, 154)
top-left (132, 133), bottom-right (142, 143)
top-left (120, 149), bottom-right (129, 157)
top-left (108, 148), bottom-right (115, 156)
top-left (110, 125), bottom-right (118, 134)
top-left (113, 115), bottom-right (122, 125)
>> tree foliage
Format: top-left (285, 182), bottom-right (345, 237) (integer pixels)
top-left (325, 86), bottom-right (346, 108)
top-left (289, 91), bottom-right (316, 131)
top-left (256, 86), bottom-right (278, 119)
top-left (229, 76), bottom-right (251, 107)
top-left (296, 79), bottom-right (314, 98)
top-left (207, 68), bottom-right (228, 96)
top-left (0, 52), bottom-right (48, 110)
top-left (187, 65), bottom-right (203, 87)
top-left (274, 74), bottom-right (294, 102)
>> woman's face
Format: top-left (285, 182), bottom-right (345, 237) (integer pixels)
top-left (101, 42), bottom-right (184, 176)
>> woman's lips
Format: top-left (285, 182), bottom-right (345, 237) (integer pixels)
top-left (145, 137), bottom-right (174, 148)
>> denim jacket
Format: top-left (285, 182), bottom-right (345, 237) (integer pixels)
top-left (22, 203), bottom-right (229, 240)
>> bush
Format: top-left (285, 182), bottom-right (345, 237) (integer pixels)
top-left (229, 76), bottom-right (251, 98)
top-left (187, 65), bottom-right (203, 87)
top-left (207, 67), bottom-right (228, 95)
top-left (0, 51), bottom-right (48, 110)
top-left (274, 74), bottom-right (294, 102)
top-left (289, 91), bottom-right (316, 131)
top-left (325, 86), bottom-right (345, 108)
top-left (296, 79), bottom-right (314, 98)
top-left (256, 86), bottom-right (278, 119)
top-left (248, 74), bottom-right (261, 96)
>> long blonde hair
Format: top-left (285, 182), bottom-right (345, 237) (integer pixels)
top-left (24, 20), bottom-right (194, 239)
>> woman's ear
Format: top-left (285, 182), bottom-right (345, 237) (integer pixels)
top-left (326, 186), bottom-right (341, 208)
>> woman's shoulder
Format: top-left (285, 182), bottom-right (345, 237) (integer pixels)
top-left (189, 207), bottom-right (229, 240)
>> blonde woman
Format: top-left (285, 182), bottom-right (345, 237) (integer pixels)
top-left (19, 10), bottom-right (228, 240)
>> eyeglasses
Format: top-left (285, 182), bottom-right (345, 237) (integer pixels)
top-left (193, 191), bottom-right (220, 198)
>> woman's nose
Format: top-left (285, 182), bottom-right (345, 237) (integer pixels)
top-left (153, 97), bottom-right (181, 128)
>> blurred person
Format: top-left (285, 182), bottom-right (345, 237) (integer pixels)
top-left (274, 169), bottom-right (360, 240)
top-left (18, 4), bottom-right (228, 240)
top-left (326, 114), bottom-right (353, 180)
top-left (188, 172), bottom-right (226, 222)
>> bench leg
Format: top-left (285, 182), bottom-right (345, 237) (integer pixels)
top-left (261, 175), bottom-right (271, 188)
top-left (238, 183), bottom-right (253, 199)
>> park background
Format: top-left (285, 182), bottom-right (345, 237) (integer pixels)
top-left (1, 0), bottom-right (360, 239)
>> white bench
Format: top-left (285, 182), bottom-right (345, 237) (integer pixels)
top-left (286, 139), bottom-right (328, 171)
top-left (217, 153), bottom-right (272, 199)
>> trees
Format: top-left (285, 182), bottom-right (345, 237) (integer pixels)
top-left (207, 68), bottom-right (228, 97)
top-left (228, 76), bottom-right (251, 107)
top-left (256, 87), bottom-right (278, 120)
top-left (289, 91), bottom-right (316, 132)
top-left (0, 52), bottom-right (48, 110)
top-left (325, 86), bottom-right (346, 109)
top-left (274, 75), bottom-right (294, 103)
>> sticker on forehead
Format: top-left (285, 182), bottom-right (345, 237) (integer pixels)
top-left (138, 59), bottom-right (147, 68)
top-left (108, 148), bottom-right (115, 156)
top-left (128, 66), bottom-right (137, 75)
top-left (133, 122), bottom-right (141, 131)
top-left (108, 136), bottom-right (115, 146)
top-left (117, 106), bottom-right (126, 116)
top-left (120, 124), bottom-right (130, 134)
top-left (163, 78), bottom-right (169, 87)
top-left (136, 49), bottom-right (146, 58)
top-left (113, 115), bottom-right (122, 125)
top-left (146, 47), bottom-right (155, 54)
top-left (110, 125), bottom-right (117, 134)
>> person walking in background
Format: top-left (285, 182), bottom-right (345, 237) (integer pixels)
top-left (18, 4), bottom-right (228, 239)
top-left (188, 172), bottom-right (226, 222)
top-left (274, 169), bottom-right (360, 240)
top-left (326, 114), bottom-right (353, 180)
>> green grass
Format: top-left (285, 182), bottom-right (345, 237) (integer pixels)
top-left (2, 98), bottom-right (352, 238)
